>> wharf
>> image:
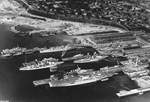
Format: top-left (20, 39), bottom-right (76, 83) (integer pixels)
top-left (117, 87), bottom-right (150, 97)
top-left (117, 76), bottom-right (150, 97)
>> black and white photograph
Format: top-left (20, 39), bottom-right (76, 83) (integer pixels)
top-left (1, 0), bottom-right (150, 102)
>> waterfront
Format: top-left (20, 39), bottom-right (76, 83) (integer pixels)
top-left (1, 24), bottom-right (150, 102)
top-left (1, 0), bottom-right (150, 101)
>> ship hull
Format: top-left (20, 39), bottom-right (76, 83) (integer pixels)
top-left (20, 65), bottom-right (58, 71)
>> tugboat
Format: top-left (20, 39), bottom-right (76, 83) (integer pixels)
top-left (19, 57), bottom-right (64, 71)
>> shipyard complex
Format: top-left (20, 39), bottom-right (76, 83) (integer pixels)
top-left (2, 0), bottom-right (150, 99)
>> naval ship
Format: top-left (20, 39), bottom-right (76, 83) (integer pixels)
top-left (33, 65), bottom-right (122, 87)
top-left (0, 47), bottom-right (41, 57)
top-left (62, 54), bottom-right (86, 61)
top-left (39, 45), bottom-right (72, 54)
top-left (0, 45), bottom-right (72, 57)
top-left (73, 53), bottom-right (107, 63)
top-left (19, 57), bottom-right (64, 71)
top-left (0, 47), bottom-right (26, 57)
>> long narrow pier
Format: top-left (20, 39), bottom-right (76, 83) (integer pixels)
top-left (117, 87), bottom-right (150, 97)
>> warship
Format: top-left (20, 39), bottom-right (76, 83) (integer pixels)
top-left (0, 47), bottom-right (26, 57)
top-left (33, 65), bottom-right (122, 87)
top-left (121, 57), bottom-right (149, 78)
top-left (19, 57), bottom-right (64, 71)
top-left (0, 47), bottom-right (41, 57)
top-left (62, 54), bottom-right (86, 61)
top-left (73, 53), bottom-right (107, 63)
top-left (39, 45), bottom-right (72, 54)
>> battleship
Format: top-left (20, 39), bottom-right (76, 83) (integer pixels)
top-left (33, 65), bottom-right (122, 87)
top-left (19, 57), bottom-right (64, 71)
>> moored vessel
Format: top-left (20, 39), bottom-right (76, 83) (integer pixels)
top-left (0, 47), bottom-right (41, 57)
top-left (33, 65), bottom-right (121, 87)
top-left (19, 57), bottom-right (64, 71)
top-left (62, 54), bottom-right (85, 61)
top-left (39, 45), bottom-right (72, 54)
top-left (73, 53), bottom-right (107, 63)
top-left (0, 47), bottom-right (26, 57)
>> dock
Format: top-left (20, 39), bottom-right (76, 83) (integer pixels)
top-left (117, 87), bottom-right (150, 97)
